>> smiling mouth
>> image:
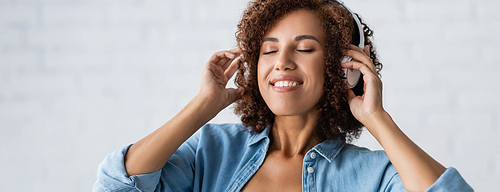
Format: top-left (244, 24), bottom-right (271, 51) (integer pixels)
top-left (270, 75), bottom-right (304, 88)
top-left (272, 81), bottom-right (302, 87)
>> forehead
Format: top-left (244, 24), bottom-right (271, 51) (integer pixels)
top-left (264, 9), bottom-right (325, 45)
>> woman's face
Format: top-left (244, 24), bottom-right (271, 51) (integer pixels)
top-left (258, 9), bottom-right (326, 116)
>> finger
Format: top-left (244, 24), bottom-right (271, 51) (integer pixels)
top-left (346, 49), bottom-right (376, 74)
top-left (349, 44), bottom-right (364, 53)
top-left (363, 45), bottom-right (370, 57)
top-left (220, 57), bottom-right (233, 71)
top-left (227, 47), bottom-right (242, 55)
top-left (224, 51), bottom-right (237, 59)
top-left (349, 44), bottom-right (369, 55)
top-left (347, 87), bottom-right (357, 103)
top-left (341, 61), bottom-right (378, 83)
top-left (224, 55), bottom-right (242, 80)
top-left (209, 52), bottom-right (226, 67)
top-left (210, 51), bottom-right (237, 67)
top-left (221, 50), bottom-right (242, 70)
top-left (342, 61), bottom-right (382, 98)
top-left (206, 63), bottom-right (228, 87)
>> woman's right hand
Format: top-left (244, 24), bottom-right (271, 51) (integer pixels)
top-left (124, 49), bottom-right (244, 177)
top-left (198, 48), bottom-right (244, 111)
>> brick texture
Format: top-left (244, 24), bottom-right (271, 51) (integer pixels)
top-left (0, 0), bottom-right (497, 191)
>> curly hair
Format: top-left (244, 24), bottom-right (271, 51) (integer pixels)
top-left (233, 0), bottom-right (382, 142)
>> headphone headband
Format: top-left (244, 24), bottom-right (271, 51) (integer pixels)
top-left (329, 0), bottom-right (365, 48)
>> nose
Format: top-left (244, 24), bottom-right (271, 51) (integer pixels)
top-left (274, 49), bottom-right (297, 71)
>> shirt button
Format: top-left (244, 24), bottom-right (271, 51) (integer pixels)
top-left (307, 167), bottom-right (314, 173)
top-left (310, 152), bottom-right (316, 159)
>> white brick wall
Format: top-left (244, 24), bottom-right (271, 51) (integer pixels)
top-left (0, 0), bottom-right (497, 191)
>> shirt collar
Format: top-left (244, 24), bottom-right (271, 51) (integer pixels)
top-left (247, 126), bottom-right (271, 146)
top-left (247, 125), bottom-right (345, 161)
top-left (311, 139), bottom-right (345, 163)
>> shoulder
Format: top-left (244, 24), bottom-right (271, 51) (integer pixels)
top-left (198, 123), bottom-right (249, 140)
top-left (194, 123), bottom-right (253, 149)
top-left (178, 123), bottom-right (250, 154)
top-left (336, 143), bottom-right (394, 172)
top-left (200, 123), bottom-right (247, 135)
top-left (331, 143), bottom-right (399, 189)
top-left (341, 143), bottom-right (389, 159)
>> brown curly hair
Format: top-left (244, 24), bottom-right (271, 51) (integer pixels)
top-left (234, 0), bottom-right (382, 142)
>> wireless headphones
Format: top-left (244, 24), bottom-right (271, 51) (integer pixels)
top-left (329, 0), bottom-right (365, 96)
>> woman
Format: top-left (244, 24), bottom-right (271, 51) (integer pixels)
top-left (94, 0), bottom-right (473, 191)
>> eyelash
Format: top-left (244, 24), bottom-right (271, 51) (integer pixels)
top-left (298, 49), bottom-right (314, 53)
top-left (263, 49), bottom-right (314, 55)
top-left (263, 51), bottom-right (277, 55)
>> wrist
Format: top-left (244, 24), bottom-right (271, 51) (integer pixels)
top-left (190, 94), bottom-right (224, 120)
top-left (363, 110), bottom-right (392, 138)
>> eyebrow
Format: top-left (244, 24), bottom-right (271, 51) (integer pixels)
top-left (263, 37), bottom-right (278, 42)
top-left (262, 35), bottom-right (320, 43)
top-left (295, 35), bottom-right (320, 43)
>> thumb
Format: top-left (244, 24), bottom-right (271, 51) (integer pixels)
top-left (225, 87), bottom-right (244, 106)
top-left (347, 88), bottom-right (356, 104)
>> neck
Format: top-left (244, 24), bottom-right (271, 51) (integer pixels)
top-left (270, 111), bottom-right (321, 157)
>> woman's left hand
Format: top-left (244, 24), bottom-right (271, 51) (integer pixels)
top-left (341, 45), bottom-right (385, 128)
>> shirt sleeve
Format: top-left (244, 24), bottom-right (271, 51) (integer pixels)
top-left (92, 144), bottom-right (163, 192)
top-left (93, 131), bottom-right (201, 192)
top-left (425, 167), bottom-right (474, 192)
top-left (383, 167), bottom-right (474, 192)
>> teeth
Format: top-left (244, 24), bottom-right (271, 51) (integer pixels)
top-left (274, 81), bottom-right (299, 87)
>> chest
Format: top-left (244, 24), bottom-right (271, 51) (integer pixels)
top-left (240, 154), bottom-right (304, 192)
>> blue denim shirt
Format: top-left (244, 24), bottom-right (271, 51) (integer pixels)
top-left (93, 123), bottom-right (473, 192)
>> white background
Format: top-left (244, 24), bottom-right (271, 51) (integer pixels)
top-left (0, 0), bottom-right (498, 191)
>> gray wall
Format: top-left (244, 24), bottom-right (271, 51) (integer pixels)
top-left (0, 0), bottom-right (498, 191)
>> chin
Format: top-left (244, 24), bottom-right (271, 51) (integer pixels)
top-left (266, 100), bottom-right (318, 117)
top-left (270, 108), bottom-right (304, 116)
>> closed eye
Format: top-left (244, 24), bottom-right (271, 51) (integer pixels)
top-left (298, 49), bottom-right (314, 53)
top-left (263, 50), bottom-right (278, 55)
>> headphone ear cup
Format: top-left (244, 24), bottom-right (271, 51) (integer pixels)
top-left (342, 56), bottom-right (361, 89)
top-left (341, 56), bottom-right (351, 64)
top-left (351, 75), bottom-right (364, 96)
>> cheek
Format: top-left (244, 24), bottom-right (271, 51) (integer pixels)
top-left (257, 62), bottom-right (264, 88)
top-left (257, 60), bottom-right (272, 89)
top-left (309, 59), bottom-right (326, 95)
top-left (311, 75), bottom-right (324, 96)
top-left (311, 58), bottom-right (325, 84)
